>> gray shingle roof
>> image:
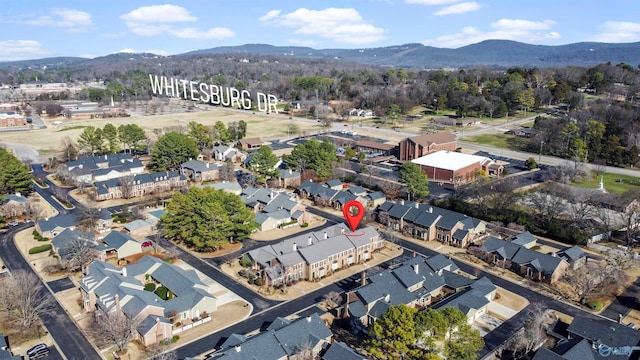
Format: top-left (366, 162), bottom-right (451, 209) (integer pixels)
top-left (425, 254), bottom-right (459, 273)
top-left (37, 213), bottom-right (76, 232)
top-left (567, 315), bottom-right (640, 348)
top-left (322, 341), bottom-right (369, 360)
top-left (103, 231), bottom-right (138, 249)
top-left (511, 231), bottom-right (537, 246)
top-left (558, 246), bottom-right (586, 261)
top-left (137, 315), bottom-right (170, 336)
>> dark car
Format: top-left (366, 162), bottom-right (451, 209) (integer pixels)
top-left (26, 343), bottom-right (49, 359)
top-left (141, 241), bottom-right (153, 247)
top-left (26, 117), bottom-right (33, 123)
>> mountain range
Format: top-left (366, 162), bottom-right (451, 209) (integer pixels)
top-left (3, 40), bottom-right (640, 70)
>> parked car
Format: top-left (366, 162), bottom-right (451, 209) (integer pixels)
top-left (25, 218), bottom-right (32, 223)
top-left (8, 221), bottom-right (19, 226)
top-left (26, 343), bottom-right (49, 359)
top-left (141, 241), bottom-right (153, 247)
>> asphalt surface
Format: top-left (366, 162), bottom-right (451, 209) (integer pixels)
top-left (0, 225), bottom-right (101, 360)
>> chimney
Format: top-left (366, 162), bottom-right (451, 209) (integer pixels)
top-left (121, 266), bottom-right (127, 277)
top-left (115, 294), bottom-right (121, 311)
top-left (428, 207), bottom-right (433, 213)
top-left (619, 314), bottom-right (624, 324)
top-left (15, 192), bottom-right (21, 197)
top-left (361, 271), bottom-right (366, 285)
top-left (400, 199), bottom-right (405, 205)
top-left (235, 345), bottom-right (241, 353)
top-left (293, 242), bottom-right (297, 251)
top-left (308, 236), bottom-right (313, 245)
top-left (324, 231), bottom-right (328, 240)
top-left (414, 264), bottom-right (419, 274)
top-left (384, 294), bottom-right (391, 303)
top-left (343, 299), bottom-right (350, 319)
top-left (341, 227), bottom-right (345, 234)
top-left (415, 202), bottom-right (419, 209)
top-left (413, 251), bottom-right (416, 258)
top-left (289, 169), bottom-right (292, 175)
top-left (206, 162), bottom-right (209, 168)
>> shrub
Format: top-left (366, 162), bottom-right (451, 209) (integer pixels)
top-left (300, 222), bottom-right (309, 228)
top-left (32, 230), bottom-right (48, 241)
top-left (154, 286), bottom-right (168, 300)
top-left (144, 283), bottom-right (156, 292)
top-left (29, 244), bottom-right (52, 254)
top-left (239, 255), bottom-right (252, 267)
top-left (172, 335), bottom-right (179, 343)
top-left (254, 277), bottom-right (263, 286)
top-left (586, 299), bottom-right (603, 311)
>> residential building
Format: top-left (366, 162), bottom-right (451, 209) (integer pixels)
top-left (65, 153), bottom-right (144, 184)
top-left (556, 246), bottom-right (588, 270)
top-left (533, 315), bottom-right (640, 359)
top-left (180, 159), bottom-right (222, 182)
top-left (0, 112), bottom-right (26, 127)
top-left (277, 168), bottom-right (302, 188)
top-left (36, 213), bottom-right (77, 238)
top-left (199, 181), bottom-right (243, 195)
top-left (366, 191), bottom-right (387, 208)
top-left (1, 193), bottom-right (28, 219)
top-left (475, 236), bottom-right (569, 283)
top-left (345, 254), bottom-right (495, 332)
top-left (376, 200), bottom-right (487, 248)
top-left (0, 333), bottom-right (20, 360)
top-left (245, 224), bottom-right (384, 285)
top-left (321, 341), bottom-right (370, 360)
top-left (94, 171), bottom-right (187, 201)
top-left (80, 256), bottom-right (217, 346)
top-left (123, 219), bottom-right (156, 237)
top-left (411, 150), bottom-right (503, 184)
top-left (398, 132), bottom-right (457, 161)
top-left (240, 188), bottom-right (306, 231)
top-left (237, 137), bottom-right (263, 150)
top-left (51, 228), bottom-right (103, 269)
top-left (355, 140), bottom-right (396, 157)
top-left (214, 313), bottom-right (332, 360)
top-left (212, 145), bottom-right (246, 163)
top-left (102, 231), bottom-right (144, 259)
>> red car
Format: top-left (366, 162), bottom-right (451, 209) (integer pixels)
top-left (141, 241), bottom-right (153, 247)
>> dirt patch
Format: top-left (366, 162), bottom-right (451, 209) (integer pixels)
top-left (493, 287), bottom-right (529, 311)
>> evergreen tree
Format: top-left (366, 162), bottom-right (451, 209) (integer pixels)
top-left (399, 162), bottom-right (429, 201)
top-left (149, 131), bottom-right (199, 171)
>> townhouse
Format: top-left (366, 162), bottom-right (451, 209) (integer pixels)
top-left (376, 200), bottom-right (486, 247)
top-left (80, 256), bottom-right (217, 346)
top-left (244, 224), bottom-right (384, 285)
top-left (94, 171), bottom-right (187, 201)
top-left (240, 188), bottom-right (306, 231)
top-left (345, 254), bottom-right (496, 332)
top-left (475, 236), bottom-right (571, 283)
top-left (65, 153), bottom-right (144, 184)
top-left (297, 180), bottom-right (385, 209)
top-left (180, 159), bottom-right (222, 182)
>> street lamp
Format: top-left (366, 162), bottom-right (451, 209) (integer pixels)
top-left (538, 141), bottom-right (545, 165)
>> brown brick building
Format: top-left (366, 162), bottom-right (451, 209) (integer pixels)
top-left (398, 132), bottom-right (457, 161)
top-left (411, 150), bottom-right (503, 185)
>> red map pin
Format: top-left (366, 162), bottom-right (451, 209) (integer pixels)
top-left (343, 200), bottom-right (364, 232)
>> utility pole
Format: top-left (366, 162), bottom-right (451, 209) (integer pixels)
top-left (538, 141), bottom-right (545, 165)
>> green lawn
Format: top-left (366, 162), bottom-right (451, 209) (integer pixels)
top-left (572, 171), bottom-right (640, 195)
top-left (464, 133), bottom-right (530, 151)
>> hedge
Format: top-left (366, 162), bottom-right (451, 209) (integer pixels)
top-left (29, 244), bottom-right (52, 254)
top-left (587, 299), bottom-right (603, 311)
top-left (144, 283), bottom-right (156, 292)
top-left (154, 286), bottom-right (168, 300)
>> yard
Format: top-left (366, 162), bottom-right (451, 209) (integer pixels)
top-left (572, 171), bottom-right (640, 195)
top-left (464, 132), bottom-right (530, 151)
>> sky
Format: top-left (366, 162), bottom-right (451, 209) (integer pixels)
top-left (2, 0), bottom-right (640, 62)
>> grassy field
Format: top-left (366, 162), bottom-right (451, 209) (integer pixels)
top-left (572, 171), bottom-right (640, 195)
top-left (464, 132), bottom-right (530, 151)
top-left (0, 107), bottom-right (322, 153)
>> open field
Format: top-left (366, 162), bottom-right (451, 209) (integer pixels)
top-left (464, 132), bottom-right (530, 151)
top-left (572, 171), bottom-right (640, 195)
top-left (0, 107), bottom-right (323, 158)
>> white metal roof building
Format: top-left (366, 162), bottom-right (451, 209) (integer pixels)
top-left (410, 150), bottom-right (502, 184)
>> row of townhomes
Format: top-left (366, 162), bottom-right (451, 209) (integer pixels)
top-left (297, 180), bottom-right (387, 210)
top-left (473, 235), bottom-right (587, 284)
top-left (245, 224), bottom-right (385, 285)
top-left (376, 200), bottom-right (487, 248)
top-left (345, 254), bottom-right (496, 333)
top-left (66, 153), bottom-right (144, 184)
top-left (80, 255), bottom-right (217, 346)
top-left (213, 313), bottom-right (367, 360)
top-left (94, 171), bottom-right (187, 201)
top-left (240, 187), bottom-right (307, 231)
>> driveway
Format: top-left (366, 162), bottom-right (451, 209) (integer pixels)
top-left (47, 277), bottom-right (76, 293)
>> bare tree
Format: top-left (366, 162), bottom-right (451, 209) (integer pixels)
top-left (219, 159), bottom-right (236, 182)
top-left (564, 260), bottom-right (620, 304)
top-left (27, 201), bottom-right (44, 221)
top-left (58, 236), bottom-right (100, 273)
top-left (0, 270), bottom-right (52, 329)
top-left (566, 191), bottom-right (595, 229)
top-left (381, 181), bottom-right (402, 200)
top-left (90, 309), bottom-right (140, 354)
top-left (59, 136), bottom-right (79, 162)
top-left (76, 206), bottom-right (102, 232)
top-left (145, 343), bottom-right (177, 360)
top-left (527, 185), bottom-right (567, 228)
top-left (509, 305), bottom-right (550, 357)
top-left (119, 175), bottom-right (136, 200)
top-left (323, 290), bottom-right (343, 308)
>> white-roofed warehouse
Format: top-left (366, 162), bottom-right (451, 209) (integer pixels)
top-left (410, 150), bottom-right (503, 185)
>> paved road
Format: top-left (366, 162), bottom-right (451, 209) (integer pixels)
top-left (0, 225), bottom-right (101, 360)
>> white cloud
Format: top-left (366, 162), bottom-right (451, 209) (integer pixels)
top-left (591, 21), bottom-right (640, 43)
top-left (259, 7), bottom-right (386, 45)
top-left (259, 10), bottom-right (281, 22)
top-left (121, 4), bottom-right (234, 40)
top-left (120, 5), bottom-right (196, 23)
top-left (22, 8), bottom-right (92, 32)
top-left (116, 48), bottom-right (171, 56)
top-left (0, 40), bottom-right (49, 61)
top-left (405, 0), bottom-right (460, 4)
top-left (422, 18), bottom-right (560, 48)
top-left (434, 2), bottom-right (483, 16)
